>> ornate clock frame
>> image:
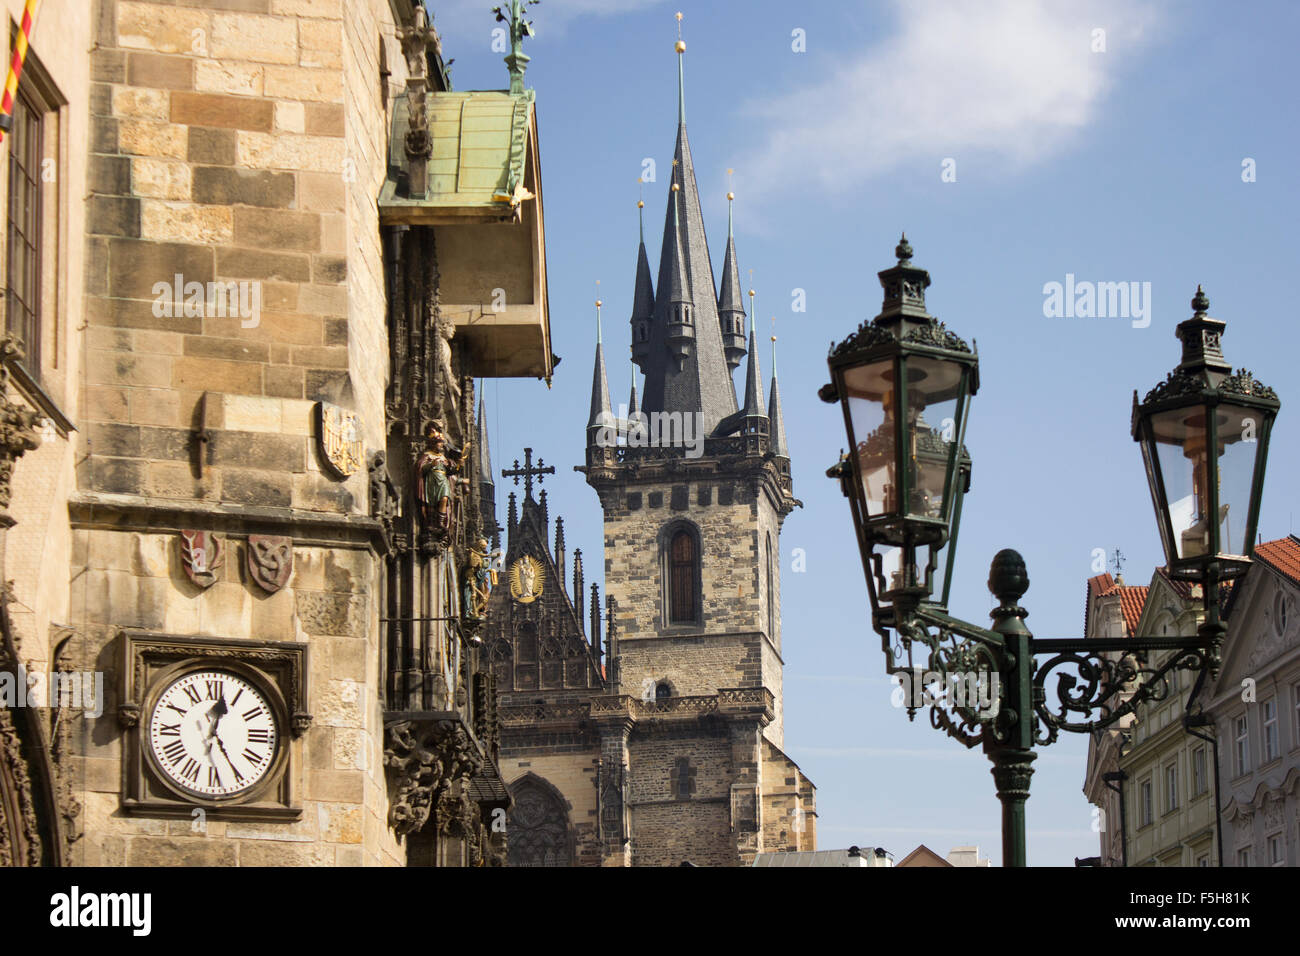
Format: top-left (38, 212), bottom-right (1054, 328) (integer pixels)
top-left (117, 632), bottom-right (311, 821)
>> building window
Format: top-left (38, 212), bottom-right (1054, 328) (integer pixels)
top-left (4, 77), bottom-right (46, 380)
top-left (1195, 853), bottom-right (1210, 867)
top-left (1164, 763), bottom-right (1178, 813)
top-left (1192, 746), bottom-right (1207, 797)
top-left (1268, 834), bottom-right (1284, 867)
top-left (1138, 778), bottom-right (1153, 827)
top-left (670, 757), bottom-right (694, 801)
top-left (1234, 715), bottom-right (1250, 776)
top-left (1263, 698), bottom-right (1279, 762)
top-left (654, 681), bottom-right (671, 701)
top-left (1236, 847), bottom-right (1251, 867)
top-left (507, 776), bottom-right (572, 867)
top-left (664, 523), bottom-right (700, 626)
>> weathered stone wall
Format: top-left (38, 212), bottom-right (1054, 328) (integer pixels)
top-left (760, 737), bottom-right (814, 853)
top-left (63, 0), bottom-right (410, 867)
top-left (601, 470), bottom-right (788, 744)
top-left (70, 528), bottom-right (397, 865)
top-left (3, 0), bottom-right (93, 694)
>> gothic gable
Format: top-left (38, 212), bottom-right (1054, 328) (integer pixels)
top-left (483, 470), bottom-right (603, 695)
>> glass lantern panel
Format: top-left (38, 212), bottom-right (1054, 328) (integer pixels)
top-left (843, 359), bottom-right (898, 518)
top-left (901, 355), bottom-right (966, 522)
top-left (924, 462), bottom-right (968, 607)
top-left (1150, 407), bottom-right (1212, 560)
top-left (1215, 404), bottom-right (1265, 557)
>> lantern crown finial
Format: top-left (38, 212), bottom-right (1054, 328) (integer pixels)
top-left (1174, 284), bottom-right (1229, 376)
top-left (895, 232), bottom-right (913, 264)
top-left (1192, 284), bottom-right (1210, 315)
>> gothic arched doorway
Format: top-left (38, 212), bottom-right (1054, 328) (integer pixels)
top-left (507, 774), bottom-right (571, 867)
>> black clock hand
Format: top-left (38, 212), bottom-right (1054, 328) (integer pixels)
top-left (212, 734), bottom-right (243, 783)
top-left (209, 696), bottom-right (228, 737)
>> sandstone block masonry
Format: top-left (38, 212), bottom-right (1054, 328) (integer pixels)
top-left (68, 0), bottom-right (408, 867)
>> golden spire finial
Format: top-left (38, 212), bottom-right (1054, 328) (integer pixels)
top-left (675, 11), bottom-right (685, 52)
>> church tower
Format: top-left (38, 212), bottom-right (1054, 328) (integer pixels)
top-left (583, 30), bottom-right (797, 745)
top-left (576, 23), bottom-right (812, 864)
top-left (487, 19), bottom-right (813, 867)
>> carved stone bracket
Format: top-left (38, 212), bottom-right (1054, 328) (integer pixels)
top-left (383, 712), bottom-right (484, 837)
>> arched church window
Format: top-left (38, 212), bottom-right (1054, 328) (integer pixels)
top-left (668, 527), bottom-right (699, 624)
top-left (507, 776), bottom-right (572, 867)
top-left (655, 681), bottom-right (672, 700)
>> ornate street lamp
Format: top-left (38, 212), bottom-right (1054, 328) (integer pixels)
top-left (823, 241), bottom-right (1280, 866)
top-left (1132, 285), bottom-right (1279, 670)
top-left (821, 235), bottom-right (978, 621)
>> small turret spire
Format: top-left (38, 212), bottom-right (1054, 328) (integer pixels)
top-left (587, 297), bottom-right (611, 429)
top-left (768, 333), bottom-right (789, 460)
top-left (718, 184), bottom-right (746, 372)
top-left (742, 313), bottom-right (765, 417)
top-left (630, 198), bottom-right (655, 372)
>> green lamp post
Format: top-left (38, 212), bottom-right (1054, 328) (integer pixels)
top-left (822, 240), bottom-right (1280, 866)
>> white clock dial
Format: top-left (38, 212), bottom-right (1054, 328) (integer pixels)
top-left (147, 670), bottom-right (279, 798)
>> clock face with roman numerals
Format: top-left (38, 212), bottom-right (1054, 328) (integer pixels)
top-left (147, 670), bottom-right (279, 799)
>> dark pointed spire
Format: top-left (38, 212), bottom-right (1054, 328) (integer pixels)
top-left (768, 335), bottom-right (789, 460)
top-left (741, 309), bottom-right (765, 418)
top-left (666, 184), bottom-right (691, 306)
top-left (554, 515), bottom-right (566, 585)
top-left (628, 359), bottom-right (639, 418)
top-left (630, 199), bottom-right (655, 372)
top-left (588, 298), bottom-right (612, 429)
top-left (639, 22), bottom-right (738, 435)
top-left (718, 190), bottom-right (746, 372)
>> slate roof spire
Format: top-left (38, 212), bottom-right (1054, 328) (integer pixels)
top-left (741, 300), bottom-right (766, 420)
top-left (587, 298), bottom-right (611, 430)
top-left (638, 21), bottom-right (738, 435)
top-left (768, 335), bottom-right (789, 460)
top-left (630, 198), bottom-right (654, 372)
top-left (718, 190), bottom-right (747, 372)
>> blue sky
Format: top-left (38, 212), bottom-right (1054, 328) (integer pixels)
top-left (431, 0), bottom-right (1300, 865)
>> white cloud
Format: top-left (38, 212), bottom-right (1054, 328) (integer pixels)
top-left (741, 0), bottom-right (1165, 197)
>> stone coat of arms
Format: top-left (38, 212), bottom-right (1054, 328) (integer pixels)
top-left (247, 535), bottom-right (293, 594)
top-left (316, 401), bottom-right (363, 478)
top-left (179, 531), bottom-right (224, 588)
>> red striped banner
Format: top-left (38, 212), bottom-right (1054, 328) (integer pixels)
top-left (0, 0), bottom-right (41, 142)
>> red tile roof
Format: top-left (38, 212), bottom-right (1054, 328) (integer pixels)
top-left (1117, 586), bottom-right (1149, 636)
top-left (1256, 536), bottom-right (1300, 586)
top-left (1083, 573), bottom-right (1148, 636)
